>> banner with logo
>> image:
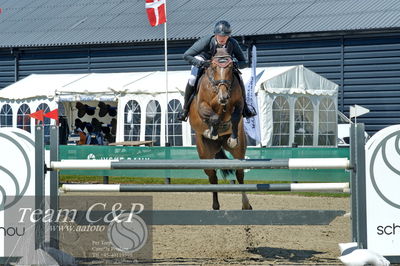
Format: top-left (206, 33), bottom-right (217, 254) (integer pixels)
top-left (244, 45), bottom-right (261, 143)
top-left (365, 125), bottom-right (400, 258)
top-left (0, 128), bottom-right (36, 258)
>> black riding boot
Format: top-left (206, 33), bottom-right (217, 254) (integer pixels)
top-left (238, 75), bottom-right (257, 118)
top-left (177, 83), bottom-right (196, 122)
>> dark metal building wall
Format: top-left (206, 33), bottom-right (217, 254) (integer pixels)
top-left (10, 41), bottom-right (192, 81)
top-left (18, 47), bottom-right (91, 79)
top-left (88, 42), bottom-right (192, 73)
top-left (255, 37), bottom-right (343, 83)
top-left (0, 50), bottom-right (16, 88)
top-left (343, 34), bottom-right (400, 134)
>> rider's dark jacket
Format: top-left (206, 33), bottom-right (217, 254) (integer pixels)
top-left (183, 36), bottom-right (248, 69)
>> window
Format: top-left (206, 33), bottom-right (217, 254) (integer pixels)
top-left (17, 104), bottom-right (31, 133)
top-left (294, 96), bottom-right (313, 146)
top-left (145, 100), bottom-right (161, 146)
top-left (318, 98), bottom-right (336, 146)
top-left (272, 96), bottom-right (290, 146)
top-left (124, 100), bottom-right (141, 141)
top-left (37, 103), bottom-right (51, 144)
top-left (167, 99), bottom-right (183, 146)
top-left (58, 102), bottom-right (66, 116)
top-left (0, 104), bottom-right (13, 127)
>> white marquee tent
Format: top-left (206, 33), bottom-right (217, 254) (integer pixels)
top-left (255, 65), bottom-right (339, 146)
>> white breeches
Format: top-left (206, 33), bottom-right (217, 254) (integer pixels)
top-left (188, 56), bottom-right (205, 86)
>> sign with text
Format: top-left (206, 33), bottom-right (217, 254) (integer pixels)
top-left (365, 125), bottom-right (400, 258)
top-left (0, 128), bottom-right (36, 258)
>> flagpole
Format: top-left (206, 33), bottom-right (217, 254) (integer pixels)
top-left (164, 1), bottom-right (169, 146)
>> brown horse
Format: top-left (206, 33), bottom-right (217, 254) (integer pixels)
top-left (188, 48), bottom-right (252, 210)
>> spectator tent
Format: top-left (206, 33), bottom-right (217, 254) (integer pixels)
top-left (256, 65), bottom-right (339, 147)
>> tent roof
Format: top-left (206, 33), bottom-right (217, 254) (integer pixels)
top-left (120, 71), bottom-right (190, 95)
top-left (58, 72), bottom-right (152, 95)
top-left (255, 65), bottom-right (338, 96)
top-left (0, 74), bottom-right (89, 100)
top-left (0, 71), bottom-right (190, 101)
top-left (0, 65), bottom-right (338, 101)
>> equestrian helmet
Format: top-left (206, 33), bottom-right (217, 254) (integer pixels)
top-left (214, 20), bottom-right (231, 36)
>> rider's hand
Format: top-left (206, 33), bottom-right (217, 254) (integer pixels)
top-left (201, 61), bottom-right (211, 69)
top-left (193, 58), bottom-right (204, 68)
top-left (233, 58), bottom-right (239, 68)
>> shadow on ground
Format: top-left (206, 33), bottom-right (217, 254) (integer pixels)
top-left (248, 246), bottom-right (325, 263)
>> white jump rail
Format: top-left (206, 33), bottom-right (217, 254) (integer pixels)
top-left (60, 183), bottom-right (350, 193)
top-left (50, 158), bottom-right (351, 170)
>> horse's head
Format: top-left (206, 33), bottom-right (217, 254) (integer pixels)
top-left (207, 48), bottom-right (234, 106)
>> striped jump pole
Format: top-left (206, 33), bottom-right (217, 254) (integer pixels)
top-left (61, 183), bottom-right (350, 193)
top-left (50, 158), bottom-right (351, 170)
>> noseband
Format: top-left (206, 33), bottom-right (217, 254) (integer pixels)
top-left (207, 56), bottom-right (233, 93)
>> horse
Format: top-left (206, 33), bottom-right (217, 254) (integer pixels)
top-left (188, 48), bottom-right (252, 210)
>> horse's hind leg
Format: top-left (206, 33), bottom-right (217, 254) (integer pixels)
top-left (236, 169), bottom-right (252, 210)
top-left (223, 150), bottom-right (252, 209)
top-left (224, 131), bottom-right (252, 210)
top-left (205, 169), bottom-right (220, 210)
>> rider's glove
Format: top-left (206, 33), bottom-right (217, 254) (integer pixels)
top-left (233, 58), bottom-right (239, 68)
top-left (201, 61), bottom-right (211, 69)
top-left (193, 58), bottom-right (204, 68)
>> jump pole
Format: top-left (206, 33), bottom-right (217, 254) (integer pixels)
top-left (61, 183), bottom-right (350, 193)
top-left (50, 158), bottom-right (351, 170)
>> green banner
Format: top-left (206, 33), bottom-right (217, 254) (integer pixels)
top-left (58, 146), bottom-right (350, 182)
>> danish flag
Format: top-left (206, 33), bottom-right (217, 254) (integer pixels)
top-left (145, 0), bottom-right (166, 27)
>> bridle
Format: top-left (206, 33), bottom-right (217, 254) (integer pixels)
top-left (207, 56), bottom-right (233, 94)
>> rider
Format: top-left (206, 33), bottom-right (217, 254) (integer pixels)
top-left (177, 20), bottom-right (257, 122)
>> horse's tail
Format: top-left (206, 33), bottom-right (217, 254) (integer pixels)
top-left (215, 149), bottom-right (235, 180)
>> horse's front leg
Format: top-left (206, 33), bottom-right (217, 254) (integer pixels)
top-left (227, 105), bottom-right (242, 149)
top-left (199, 102), bottom-right (219, 140)
top-left (196, 135), bottom-right (220, 210)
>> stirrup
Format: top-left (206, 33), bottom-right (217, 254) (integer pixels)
top-left (177, 110), bottom-right (189, 122)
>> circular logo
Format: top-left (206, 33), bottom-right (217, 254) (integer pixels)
top-left (87, 153), bottom-right (96, 160)
top-left (107, 213), bottom-right (148, 253)
top-left (0, 128), bottom-right (34, 211)
top-left (369, 131), bottom-right (400, 209)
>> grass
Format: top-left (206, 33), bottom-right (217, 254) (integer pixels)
top-left (60, 175), bottom-right (349, 198)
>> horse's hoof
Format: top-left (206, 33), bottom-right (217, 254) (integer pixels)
top-left (227, 137), bottom-right (238, 148)
top-left (203, 129), bottom-right (218, 140)
top-left (242, 204), bottom-right (252, 210)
